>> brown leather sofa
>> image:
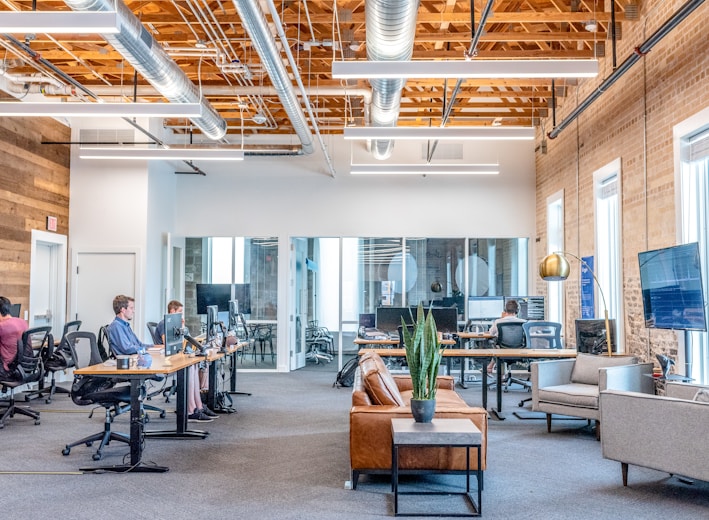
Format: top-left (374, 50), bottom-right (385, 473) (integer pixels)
top-left (349, 351), bottom-right (488, 489)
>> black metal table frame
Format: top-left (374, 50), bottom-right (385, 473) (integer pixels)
top-left (392, 442), bottom-right (482, 517)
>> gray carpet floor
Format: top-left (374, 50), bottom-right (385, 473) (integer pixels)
top-left (1, 368), bottom-right (707, 519)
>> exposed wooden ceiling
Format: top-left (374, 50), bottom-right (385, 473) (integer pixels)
top-left (0, 0), bottom-right (636, 140)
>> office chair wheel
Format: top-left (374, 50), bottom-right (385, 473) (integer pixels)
top-left (34, 419), bottom-right (40, 425)
top-left (159, 410), bottom-right (166, 419)
top-left (62, 447), bottom-right (71, 456)
top-left (85, 441), bottom-right (94, 447)
top-left (92, 452), bottom-right (103, 461)
top-left (45, 397), bottom-right (52, 404)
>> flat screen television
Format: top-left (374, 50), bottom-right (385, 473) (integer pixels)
top-left (639, 242), bottom-right (707, 331)
top-left (575, 319), bottom-right (617, 354)
top-left (467, 296), bottom-right (504, 321)
top-left (196, 284), bottom-right (231, 314)
top-left (163, 312), bottom-right (184, 357)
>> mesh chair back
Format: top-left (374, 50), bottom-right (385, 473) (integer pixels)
top-left (496, 322), bottom-right (526, 349)
top-left (66, 331), bottom-right (105, 370)
top-left (62, 320), bottom-right (82, 338)
top-left (523, 321), bottom-right (563, 349)
top-left (146, 322), bottom-right (161, 344)
top-left (15, 326), bottom-right (53, 384)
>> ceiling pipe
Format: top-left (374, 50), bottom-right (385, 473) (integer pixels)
top-left (63, 0), bottom-right (227, 141)
top-left (548, 0), bottom-right (705, 140)
top-left (365, 0), bottom-right (420, 160)
top-left (232, 0), bottom-right (314, 155)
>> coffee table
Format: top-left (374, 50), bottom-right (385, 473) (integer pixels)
top-left (391, 418), bottom-right (482, 517)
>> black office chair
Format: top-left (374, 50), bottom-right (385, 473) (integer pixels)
top-left (518, 321), bottom-right (563, 407)
top-left (40, 320), bottom-right (82, 403)
top-left (61, 331), bottom-right (132, 461)
top-left (147, 321), bottom-right (162, 344)
top-left (495, 321), bottom-right (531, 392)
top-left (0, 327), bottom-right (52, 428)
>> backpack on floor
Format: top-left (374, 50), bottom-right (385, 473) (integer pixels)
top-left (333, 357), bottom-right (358, 388)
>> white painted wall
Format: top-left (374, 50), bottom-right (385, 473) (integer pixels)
top-left (68, 130), bottom-right (536, 359)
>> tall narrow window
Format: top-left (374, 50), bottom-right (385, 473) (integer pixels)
top-left (546, 191), bottom-right (564, 324)
top-left (680, 126), bottom-right (709, 383)
top-left (594, 160), bottom-right (623, 350)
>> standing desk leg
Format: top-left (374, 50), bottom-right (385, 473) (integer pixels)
top-left (490, 358), bottom-right (506, 421)
top-left (227, 350), bottom-right (251, 397)
top-left (81, 378), bottom-right (168, 473)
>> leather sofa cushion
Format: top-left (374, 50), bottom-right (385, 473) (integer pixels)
top-left (359, 353), bottom-right (404, 406)
top-left (570, 353), bottom-right (638, 386)
top-left (538, 383), bottom-right (599, 409)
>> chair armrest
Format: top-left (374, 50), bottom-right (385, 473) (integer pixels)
top-left (666, 381), bottom-right (709, 400)
top-left (599, 362), bottom-right (654, 393)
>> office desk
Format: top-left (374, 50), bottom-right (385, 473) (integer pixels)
top-left (359, 348), bottom-right (577, 420)
top-left (454, 332), bottom-right (494, 389)
top-left (353, 337), bottom-right (458, 347)
top-left (74, 352), bottom-right (205, 473)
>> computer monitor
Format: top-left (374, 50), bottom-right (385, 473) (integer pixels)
top-left (505, 296), bottom-right (545, 320)
top-left (196, 284), bottom-right (231, 314)
top-left (575, 319), bottom-right (617, 354)
top-left (228, 299), bottom-right (240, 331)
top-left (206, 305), bottom-right (221, 343)
top-left (358, 313), bottom-right (376, 328)
top-left (467, 296), bottom-right (504, 321)
top-left (376, 307), bottom-right (415, 334)
top-left (409, 306), bottom-right (459, 333)
top-left (9, 303), bottom-right (21, 318)
top-left (163, 312), bottom-right (184, 357)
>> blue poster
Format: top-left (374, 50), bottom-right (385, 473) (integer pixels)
top-left (580, 256), bottom-right (595, 319)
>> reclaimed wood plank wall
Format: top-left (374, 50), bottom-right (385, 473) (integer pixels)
top-left (0, 116), bottom-right (70, 315)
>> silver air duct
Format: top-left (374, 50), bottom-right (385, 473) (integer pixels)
top-left (63, 0), bottom-right (227, 140)
top-left (233, 0), bottom-right (314, 154)
top-left (365, 0), bottom-right (419, 160)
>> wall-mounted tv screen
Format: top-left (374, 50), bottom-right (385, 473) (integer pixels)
top-left (639, 242), bottom-right (707, 331)
top-left (196, 284), bottom-right (232, 314)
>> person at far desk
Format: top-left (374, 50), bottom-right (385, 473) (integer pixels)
top-left (486, 299), bottom-right (526, 374)
top-left (156, 300), bottom-right (218, 422)
top-left (108, 295), bottom-right (215, 424)
top-left (0, 296), bottom-right (28, 382)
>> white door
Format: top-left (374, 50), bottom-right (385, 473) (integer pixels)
top-left (29, 231), bottom-right (67, 338)
top-left (73, 252), bottom-right (137, 337)
top-left (290, 238), bottom-right (307, 370)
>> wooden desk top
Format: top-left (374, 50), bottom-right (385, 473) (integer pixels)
top-left (205, 341), bottom-right (247, 362)
top-left (457, 332), bottom-right (494, 340)
top-left (359, 348), bottom-right (577, 358)
top-left (75, 352), bottom-right (202, 377)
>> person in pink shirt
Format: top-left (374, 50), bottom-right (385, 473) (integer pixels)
top-left (0, 296), bottom-right (29, 381)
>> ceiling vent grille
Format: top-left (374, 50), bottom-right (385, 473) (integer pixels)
top-left (79, 128), bottom-right (137, 148)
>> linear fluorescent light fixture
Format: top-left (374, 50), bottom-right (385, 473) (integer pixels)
top-left (350, 164), bottom-right (498, 175)
top-left (0, 102), bottom-right (202, 118)
top-left (0, 12), bottom-right (120, 34)
top-left (333, 59), bottom-right (599, 79)
top-left (79, 147), bottom-right (245, 161)
top-left (344, 126), bottom-right (534, 141)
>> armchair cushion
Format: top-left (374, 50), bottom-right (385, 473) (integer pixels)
top-left (570, 353), bottom-right (638, 385)
top-left (537, 383), bottom-right (599, 409)
top-left (359, 353), bottom-right (404, 406)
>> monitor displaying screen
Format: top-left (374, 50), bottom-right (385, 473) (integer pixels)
top-left (163, 312), bottom-right (184, 357)
top-left (639, 242), bottom-right (707, 331)
top-left (358, 313), bottom-right (376, 328)
top-left (575, 319), bottom-right (617, 354)
top-left (376, 307), bottom-right (415, 333)
top-left (505, 296), bottom-right (545, 320)
top-left (409, 306), bottom-right (459, 333)
top-left (196, 284), bottom-right (232, 314)
top-left (9, 303), bottom-right (20, 318)
top-left (467, 296), bottom-right (504, 321)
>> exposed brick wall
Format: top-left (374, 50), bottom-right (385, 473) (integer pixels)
top-left (535, 0), bottom-right (708, 362)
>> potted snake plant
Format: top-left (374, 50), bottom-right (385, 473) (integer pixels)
top-left (401, 304), bottom-right (445, 423)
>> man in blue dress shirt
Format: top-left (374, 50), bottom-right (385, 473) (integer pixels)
top-left (107, 295), bottom-right (154, 356)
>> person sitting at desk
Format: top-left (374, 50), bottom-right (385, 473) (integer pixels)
top-left (108, 295), bottom-right (215, 423)
top-left (486, 299), bottom-right (526, 374)
top-left (156, 300), bottom-right (217, 422)
top-left (0, 296), bottom-right (28, 382)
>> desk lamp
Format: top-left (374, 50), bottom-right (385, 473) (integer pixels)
top-left (539, 251), bottom-right (613, 356)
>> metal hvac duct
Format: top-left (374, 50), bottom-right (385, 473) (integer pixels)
top-left (63, 0), bottom-right (227, 141)
top-left (232, 0), bottom-right (314, 154)
top-left (365, 0), bottom-right (419, 160)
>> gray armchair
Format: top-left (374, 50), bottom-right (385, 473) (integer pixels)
top-left (600, 382), bottom-right (709, 486)
top-left (531, 353), bottom-right (654, 439)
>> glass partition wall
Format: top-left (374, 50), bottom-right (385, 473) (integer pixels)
top-left (183, 236), bottom-right (527, 372)
top-left (184, 236), bottom-right (279, 369)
